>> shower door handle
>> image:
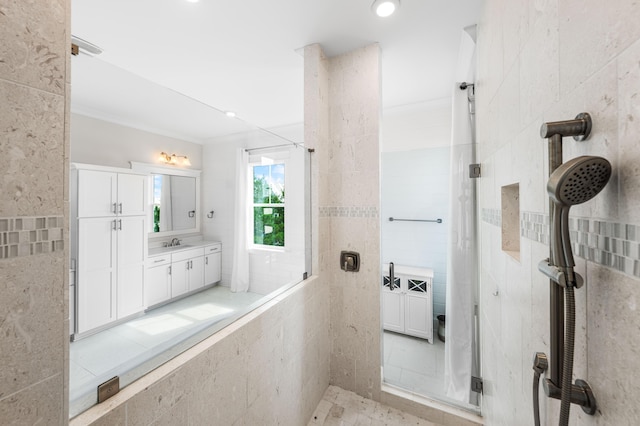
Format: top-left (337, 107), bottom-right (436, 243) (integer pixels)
top-left (389, 262), bottom-right (395, 291)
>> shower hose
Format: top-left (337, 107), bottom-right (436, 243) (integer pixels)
top-left (532, 285), bottom-right (576, 426)
top-left (560, 285), bottom-right (576, 426)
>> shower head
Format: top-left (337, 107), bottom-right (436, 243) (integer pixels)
top-left (547, 156), bottom-right (611, 274)
top-left (547, 156), bottom-right (611, 207)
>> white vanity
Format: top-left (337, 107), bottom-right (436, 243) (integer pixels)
top-left (146, 242), bottom-right (221, 308)
top-left (382, 264), bottom-right (434, 342)
top-left (70, 162), bottom-right (221, 339)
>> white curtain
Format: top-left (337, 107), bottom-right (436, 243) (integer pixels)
top-left (159, 175), bottom-right (172, 232)
top-left (444, 81), bottom-right (478, 404)
top-left (230, 148), bottom-right (250, 292)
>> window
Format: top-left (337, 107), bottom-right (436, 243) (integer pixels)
top-left (252, 163), bottom-right (285, 247)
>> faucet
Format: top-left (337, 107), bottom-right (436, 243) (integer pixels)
top-left (170, 238), bottom-right (181, 247)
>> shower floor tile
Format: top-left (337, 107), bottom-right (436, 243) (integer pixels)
top-left (308, 385), bottom-right (443, 426)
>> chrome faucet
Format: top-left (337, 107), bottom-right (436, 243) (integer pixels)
top-left (169, 238), bottom-right (181, 247)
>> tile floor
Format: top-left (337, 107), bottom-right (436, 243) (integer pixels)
top-left (383, 330), bottom-right (479, 412)
top-left (383, 330), bottom-right (445, 397)
top-left (69, 285), bottom-right (263, 417)
top-left (308, 385), bottom-right (442, 426)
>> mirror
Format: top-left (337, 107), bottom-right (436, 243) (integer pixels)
top-left (151, 174), bottom-right (196, 233)
top-left (130, 162), bottom-right (201, 237)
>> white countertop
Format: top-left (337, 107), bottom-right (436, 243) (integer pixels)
top-left (148, 240), bottom-right (221, 257)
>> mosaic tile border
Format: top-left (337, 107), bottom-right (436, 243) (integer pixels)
top-left (481, 208), bottom-right (501, 227)
top-left (319, 206), bottom-right (379, 218)
top-left (0, 216), bottom-right (65, 259)
top-left (481, 208), bottom-right (640, 278)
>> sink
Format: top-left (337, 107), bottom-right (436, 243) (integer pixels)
top-left (167, 244), bottom-right (191, 250)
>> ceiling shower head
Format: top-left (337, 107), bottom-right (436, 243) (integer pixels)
top-left (547, 156), bottom-right (611, 206)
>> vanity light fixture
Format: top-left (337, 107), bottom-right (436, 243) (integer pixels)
top-left (159, 152), bottom-right (191, 166)
top-left (371, 0), bottom-right (400, 17)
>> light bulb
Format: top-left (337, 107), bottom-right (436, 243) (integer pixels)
top-left (372, 0), bottom-right (399, 17)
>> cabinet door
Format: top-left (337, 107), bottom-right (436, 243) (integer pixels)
top-left (77, 218), bottom-right (116, 333)
top-left (78, 170), bottom-right (117, 217)
top-left (172, 259), bottom-right (189, 298)
top-left (146, 264), bottom-right (171, 307)
top-left (117, 216), bottom-right (146, 318)
top-left (204, 252), bottom-right (221, 285)
top-left (117, 173), bottom-right (147, 216)
top-left (382, 289), bottom-right (404, 333)
top-left (405, 293), bottom-right (431, 340)
top-left (189, 256), bottom-right (205, 291)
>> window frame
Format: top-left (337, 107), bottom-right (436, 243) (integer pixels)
top-left (248, 158), bottom-right (287, 250)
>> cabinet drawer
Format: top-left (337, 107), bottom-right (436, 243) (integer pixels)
top-left (205, 244), bottom-right (221, 254)
top-left (148, 255), bottom-right (171, 267)
top-left (172, 247), bottom-right (204, 262)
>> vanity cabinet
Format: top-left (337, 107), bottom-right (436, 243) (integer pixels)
top-left (171, 248), bottom-right (205, 297)
top-left (204, 243), bottom-right (221, 285)
top-left (72, 164), bottom-right (148, 337)
top-left (146, 255), bottom-right (172, 307)
top-left (382, 265), bottom-right (433, 342)
top-left (146, 243), bottom-right (221, 309)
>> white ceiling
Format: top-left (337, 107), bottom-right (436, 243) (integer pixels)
top-left (71, 0), bottom-right (483, 144)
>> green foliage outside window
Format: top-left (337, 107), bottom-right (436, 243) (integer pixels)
top-left (252, 164), bottom-right (285, 247)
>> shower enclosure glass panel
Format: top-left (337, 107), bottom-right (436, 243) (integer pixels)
top-left (380, 93), bottom-right (480, 413)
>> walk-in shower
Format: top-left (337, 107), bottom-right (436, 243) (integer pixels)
top-left (533, 113), bottom-right (611, 425)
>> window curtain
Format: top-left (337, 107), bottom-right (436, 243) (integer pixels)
top-left (444, 81), bottom-right (478, 404)
top-left (230, 148), bottom-right (250, 292)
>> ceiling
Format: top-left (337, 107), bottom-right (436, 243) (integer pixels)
top-left (71, 0), bottom-right (483, 144)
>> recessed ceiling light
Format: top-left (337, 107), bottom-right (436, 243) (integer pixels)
top-left (185, 0), bottom-right (199, 3)
top-left (225, 111), bottom-right (236, 118)
top-left (371, 0), bottom-right (400, 17)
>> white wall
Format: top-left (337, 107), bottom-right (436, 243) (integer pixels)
top-left (381, 101), bottom-right (452, 318)
top-left (70, 113), bottom-right (203, 169)
top-left (381, 146), bottom-right (450, 318)
top-left (477, 1), bottom-right (640, 425)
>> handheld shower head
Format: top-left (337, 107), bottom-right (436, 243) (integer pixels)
top-left (547, 156), bottom-right (612, 274)
top-left (547, 156), bottom-right (611, 207)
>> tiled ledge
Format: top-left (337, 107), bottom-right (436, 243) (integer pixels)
top-left (481, 208), bottom-right (640, 279)
top-left (0, 216), bottom-right (65, 259)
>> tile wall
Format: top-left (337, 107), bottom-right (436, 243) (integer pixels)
top-left (477, 1), bottom-right (640, 424)
top-left (0, 0), bottom-right (70, 423)
top-left (305, 43), bottom-right (383, 401)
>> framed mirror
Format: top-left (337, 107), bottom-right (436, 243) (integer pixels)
top-left (130, 162), bottom-right (201, 237)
